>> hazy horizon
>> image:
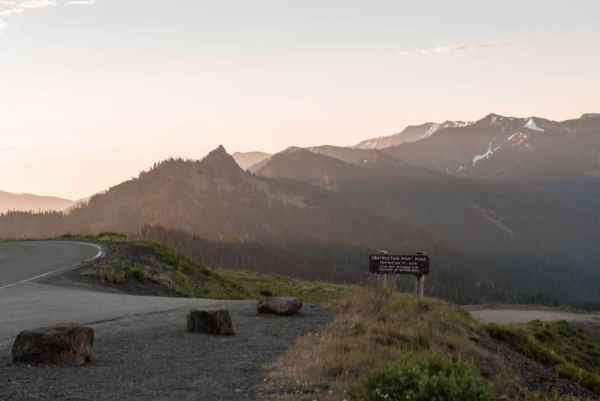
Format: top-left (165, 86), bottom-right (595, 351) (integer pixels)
top-left (2, 0), bottom-right (599, 199)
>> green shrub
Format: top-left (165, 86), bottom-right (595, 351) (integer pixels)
top-left (556, 363), bottom-right (600, 393)
top-left (528, 392), bottom-right (592, 401)
top-left (485, 324), bottom-right (563, 366)
top-left (127, 266), bottom-right (146, 283)
top-left (358, 353), bottom-right (493, 401)
top-left (174, 270), bottom-right (192, 291)
top-left (486, 321), bottom-right (600, 394)
top-left (100, 266), bottom-right (127, 285)
top-left (97, 232), bottom-right (128, 241)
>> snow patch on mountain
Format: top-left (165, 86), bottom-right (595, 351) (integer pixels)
top-left (507, 132), bottom-right (531, 148)
top-left (358, 139), bottom-right (381, 149)
top-left (524, 118), bottom-right (544, 132)
top-left (424, 123), bottom-right (441, 138)
top-left (446, 121), bottom-right (474, 128)
top-left (473, 142), bottom-right (501, 165)
top-left (470, 202), bottom-right (516, 238)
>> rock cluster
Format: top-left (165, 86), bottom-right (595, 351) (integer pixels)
top-left (187, 310), bottom-right (236, 336)
top-left (12, 323), bottom-right (95, 366)
top-left (258, 297), bottom-right (303, 316)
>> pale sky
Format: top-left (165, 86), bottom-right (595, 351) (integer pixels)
top-left (1, 0), bottom-right (599, 199)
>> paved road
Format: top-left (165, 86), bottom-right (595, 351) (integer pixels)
top-left (470, 308), bottom-right (600, 325)
top-left (0, 241), bottom-right (102, 289)
top-left (0, 241), bottom-right (244, 344)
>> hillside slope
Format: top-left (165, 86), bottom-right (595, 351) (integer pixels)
top-left (253, 146), bottom-right (600, 307)
top-left (233, 151), bottom-right (272, 170)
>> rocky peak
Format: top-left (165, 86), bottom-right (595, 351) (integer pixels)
top-left (200, 145), bottom-right (244, 176)
top-left (477, 113), bottom-right (513, 126)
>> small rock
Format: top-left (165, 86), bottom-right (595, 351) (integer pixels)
top-left (12, 323), bottom-right (94, 366)
top-left (187, 310), bottom-right (235, 336)
top-left (258, 297), bottom-right (303, 316)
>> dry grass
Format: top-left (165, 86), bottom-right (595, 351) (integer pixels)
top-left (261, 285), bottom-right (527, 401)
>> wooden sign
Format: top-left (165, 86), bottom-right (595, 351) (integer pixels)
top-left (369, 253), bottom-right (430, 298)
top-left (369, 253), bottom-right (430, 276)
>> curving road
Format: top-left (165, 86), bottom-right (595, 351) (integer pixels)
top-left (0, 241), bottom-right (102, 289)
top-left (0, 241), bottom-right (243, 344)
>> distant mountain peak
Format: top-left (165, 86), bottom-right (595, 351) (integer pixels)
top-left (232, 151), bottom-right (272, 170)
top-left (0, 190), bottom-right (74, 214)
top-left (209, 144), bottom-right (228, 156)
top-left (477, 113), bottom-right (514, 126)
top-left (201, 145), bottom-right (243, 174)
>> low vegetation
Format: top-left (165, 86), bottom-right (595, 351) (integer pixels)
top-left (486, 321), bottom-right (600, 393)
top-left (77, 235), bottom-right (349, 303)
top-left (261, 286), bottom-right (599, 401)
top-left (358, 353), bottom-right (494, 401)
top-left (261, 286), bottom-right (522, 401)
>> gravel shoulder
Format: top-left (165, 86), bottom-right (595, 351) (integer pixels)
top-left (0, 302), bottom-right (331, 401)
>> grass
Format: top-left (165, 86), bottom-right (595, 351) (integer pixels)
top-left (485, 321), bottom-right (600, 393)
top-left (357, 352), bottom-right (494, 401)
top-left (87, 238), bottom-right (349, 304)
top-left (261, 285), bottom-right (529, 401)
top-left (99, 266), bottom-right (127, 285)
top-left (211, 267), bottom-right (349, 304)
top-left (261, 286), bottom-right (600, 401)
top-left (60, 232), bottom-right (128, 242)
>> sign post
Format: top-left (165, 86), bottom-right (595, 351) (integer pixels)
top-left (369, 253), bottom-right (430, 299)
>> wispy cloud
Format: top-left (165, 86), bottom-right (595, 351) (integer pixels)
top-left (0, 7), bottom-right (24, 17)
top-left (66, 0), bottom-right (95, 5)
top-left (399, 41), bottom-right (506, 57)
top-left (0, 0), bottom-right (93, 31)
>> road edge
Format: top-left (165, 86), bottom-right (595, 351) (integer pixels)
top-left (0, 241), bottom-right (105, 291)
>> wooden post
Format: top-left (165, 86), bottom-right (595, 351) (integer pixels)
top-left (415, 275), bottom-right (420, 296)
top-left (419, 275), bottom-right (426, 299)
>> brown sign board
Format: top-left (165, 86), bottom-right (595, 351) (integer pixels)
top-left (369, 254), bottom-right (430, 276)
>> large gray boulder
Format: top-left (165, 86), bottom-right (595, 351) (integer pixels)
top-left (258, 297), bottom-right (303, 316)
top-left (187, 310), bottom-right (235, 336)
top-left (12, 323), bottom-right (95, 366)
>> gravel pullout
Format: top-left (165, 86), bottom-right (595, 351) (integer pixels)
top-left (0, 302), bottom-right (331, 401)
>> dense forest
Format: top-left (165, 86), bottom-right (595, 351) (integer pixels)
top-left (139, 225), bottom-right (600, 309)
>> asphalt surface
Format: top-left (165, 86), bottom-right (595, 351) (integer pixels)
top-left (0, 241), bottom-right (331, 401)
top-left (0, 241), bottom-right (102, 289)
top-left (0, 241), bottom-right (244, 343)
top-left (470, 308), bottom-right (600, 325)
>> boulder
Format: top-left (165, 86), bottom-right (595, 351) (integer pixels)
top-left (12, 323), bottom-right (95, 366)
top-left (187, 310), bottom-right (235, 336)
top-left (258, 297), bottom-right (303, 316)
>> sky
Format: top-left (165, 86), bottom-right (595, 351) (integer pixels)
top-left (1, 0), bottom-right (599, 199)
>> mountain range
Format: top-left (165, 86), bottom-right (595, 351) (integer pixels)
top-left (355, 120), bottom-right (474, 149)
top-left (2, 112), bottom-right (600, 306)
top-left (0, 190), bottom-right (74, 214)
top-left (383, 113), bottom-right (600, 181)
